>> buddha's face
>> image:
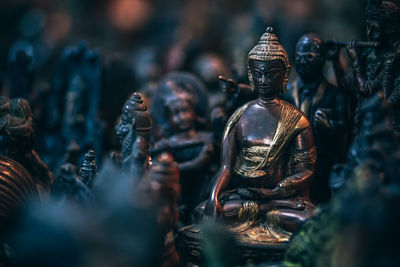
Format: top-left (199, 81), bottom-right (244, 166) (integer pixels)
top-left (295, 35), bottom-right (325, 80)
top-left (249, 60), bottom-right (285, 97)
top-left (167, 99), bottom-right (195, 132)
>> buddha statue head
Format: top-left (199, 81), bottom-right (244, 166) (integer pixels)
top-left (247, 26), bottom-right (291, 95)
top-left (295, 33), bottom-right (326, 81)
top-left (365, 0), bottom-right (400, 44)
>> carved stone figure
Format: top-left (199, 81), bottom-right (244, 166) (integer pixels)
top-left (151, 75), bottom-right (215, 225)
top-left (345, 0), bottom-right (400, 135)
top-left (0, 97), bottom-right (53, 200)
top-left (78, 150), bottom-right (98, 187)
top-left (51, 163), bottom-right (92, 206)
top-left (284, 33), bottom-right (348, 203)
top-left (115, 92), bottom-right (152, 179)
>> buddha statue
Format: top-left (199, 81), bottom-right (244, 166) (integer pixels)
top-left (191, 27), bottom-right (316, 253)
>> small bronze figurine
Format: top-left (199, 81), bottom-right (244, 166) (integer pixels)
top-left (151, 74), bottom-right (215, 225)
top-left (139, 153), bottom-right (180, 267)
top-left (284, 33), bottom-right (348, 203)
top-left (115, 92), bottom-right (152, 178)
top-left (0, 97), bottom-right (53, 200)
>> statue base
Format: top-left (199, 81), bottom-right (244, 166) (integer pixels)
top-left (178, 224), bottom-right (288, 265)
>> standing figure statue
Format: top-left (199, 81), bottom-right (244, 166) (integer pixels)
top-left (186, 28), bottom-right (316, 260)
top-left (46, 42), bottom-right (103, 169)
top-left (284, 33), bottom-right (348, 203)
top-left (115, 92), bottom-right (152, 180)
top-left (346, 0), bottom-right (400, 135)
top-left (151, 72), bottom-right (215, 225)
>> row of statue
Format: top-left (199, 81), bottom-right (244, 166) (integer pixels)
top-left (0, 0), bottom-right (399, 266)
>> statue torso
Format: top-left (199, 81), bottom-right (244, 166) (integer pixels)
top-left (225, 101), bottom-right (307, 188)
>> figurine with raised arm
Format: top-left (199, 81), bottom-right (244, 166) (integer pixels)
top-left (284, 33), bottom-right (348, 203)
top-left (346, 0), bottom-right (400, 135)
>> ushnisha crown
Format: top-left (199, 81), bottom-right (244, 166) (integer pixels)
top-left (248, 26), bottom-right (290, 72)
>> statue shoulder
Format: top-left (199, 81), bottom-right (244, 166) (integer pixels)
top-left (222, 100), bottom-right (255, 143)
top-left (228, 100), bottom-right (256, 122)
top-left (280, 100), bottom-right (311, 131)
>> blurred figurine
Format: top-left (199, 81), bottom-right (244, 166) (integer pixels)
top-left (151, 72), bottom-right (215, 224)
top-left (139, 153), bottom-right (180, 267)
top-left (0, 97), bottom-right (53, 200)
top-left (8, 49), bottom-right (33, 99)
top-left (184, 28), bottom-right (316, 264)
top-left (285, 112), bottom-right (400, 267)
top-left (192, 53), bottom-right (233, 107)
top-left (345, 0), bottom-right (400, 135)
top-left (210, 76), bottom-right (255, 144)
top-left (151, 75), bottom-right (215, 225)
top-left (78, 150), bottom-right (98, 187)
top-left (46, 42), bottom-right (103, 169)
top-left (115, 92), bottom-right (152, 179)
top-left (284, 33), bottom-right (348, 203)
top-left (51, 163), bottom-right (92, 206)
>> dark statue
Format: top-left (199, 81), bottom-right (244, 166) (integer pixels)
top-left (1, 1), bottom-right (400, 266)
top-left (346, 0), bottom-right (400, 135)
top-left (78, 150), bottom-right (98, 187)
top-left (284, 33), bottom-right (348, 203)
top-left (51, 163), bottom-right (92, 206)
top-left (151, 72), bottom-right (215, 225)
top-left (115, 92), bottom-right (152, 179)
top-left (8, 49), bottom-right (33, 99)
top-left (46, 42), bottom-right (104, 169)
top-left (139, 152), bottom-right (181, 267)
top-left (0, 96), bottom-right (53, 200)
